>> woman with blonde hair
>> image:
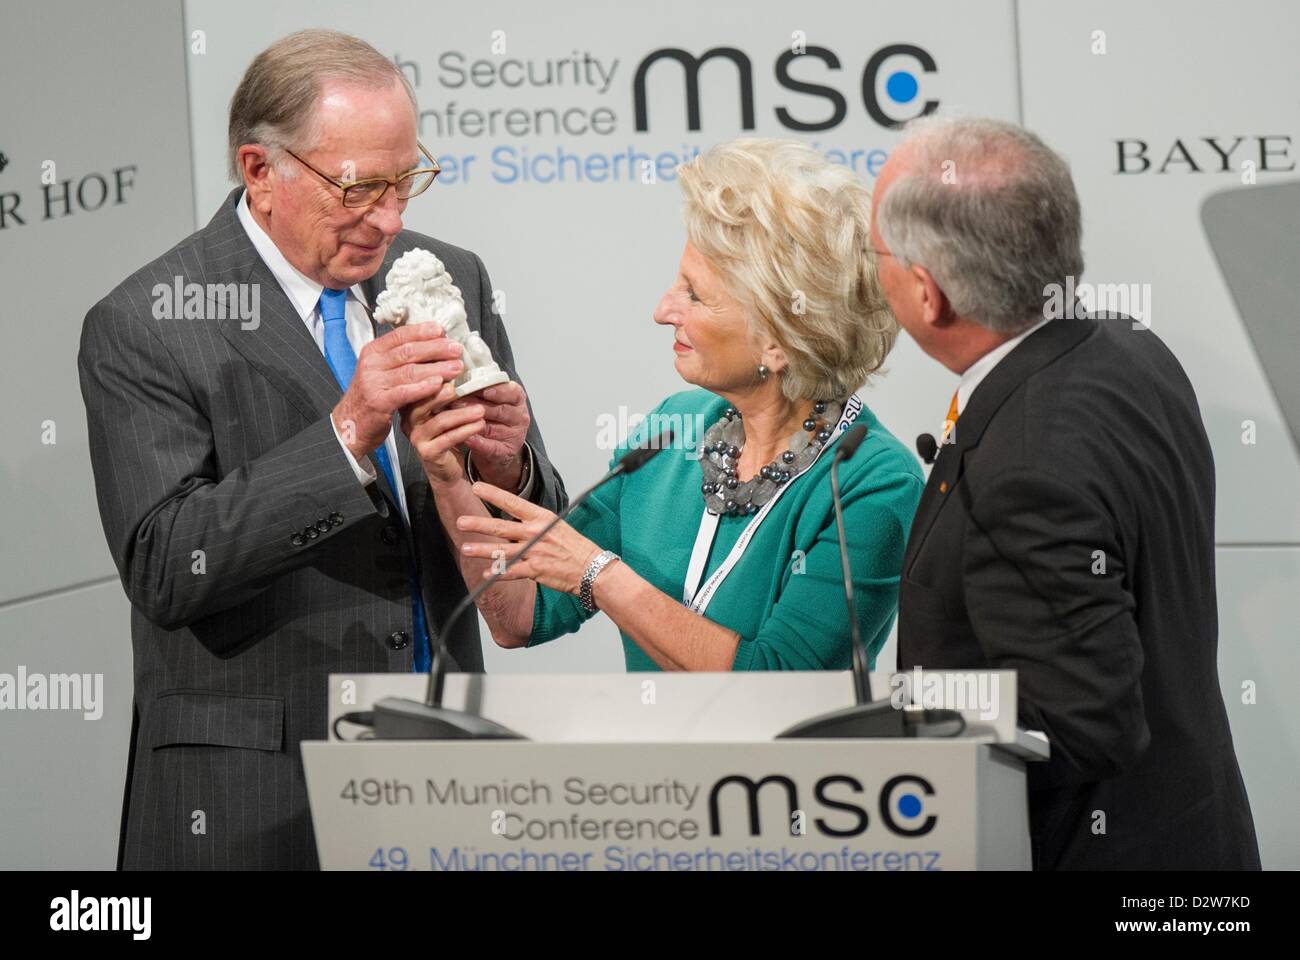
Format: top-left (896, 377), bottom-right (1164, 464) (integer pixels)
top-left (410, 138), bottom-right (923, 671)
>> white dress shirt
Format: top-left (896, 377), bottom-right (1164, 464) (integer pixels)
top-left (235, 191), bottom-right (413, 525)
top-left (953, 318), bottom-right (1051, 419)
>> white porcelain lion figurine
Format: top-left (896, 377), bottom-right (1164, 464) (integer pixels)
top-left (373, 248), bottom-right (509, 397)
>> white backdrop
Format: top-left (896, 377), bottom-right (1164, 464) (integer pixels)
top-left (175, 0), bottom-right (1298, 865)
top-left (2, 0), bottom-right (1294, 873)
top-left (1016, 3), bottom-right (1300, 867)
top-left (184, 0), bottom-right (1022, 673)
top-left (0, 0), bottom-right (194, 868)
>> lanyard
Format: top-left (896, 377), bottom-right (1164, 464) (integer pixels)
top-left (682, 394), bottom-right (863, 614)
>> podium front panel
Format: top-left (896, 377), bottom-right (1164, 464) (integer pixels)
top-left (303, 740), bottom-right (1029, 871)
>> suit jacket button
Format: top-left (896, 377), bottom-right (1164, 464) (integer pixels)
top-left (290, 533), bottom-right (305, 547)
top-left (316, 518), bottom-right (332, 534)
top-left (305, 526), bottom-right (320, 540)
top-left (329, 512), bottom-right (344, 526)
top-left (380, 524), bottom-right (400, 546)
top-left (387, 630), bottom-right (410, 650)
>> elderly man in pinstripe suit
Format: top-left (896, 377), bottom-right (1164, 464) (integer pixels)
top-left (77, 29), bottom-right (567, 869)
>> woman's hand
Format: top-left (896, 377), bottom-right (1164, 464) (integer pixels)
top-left (457, 482), bottom-right (603, 595)
top-left (401, 382), bottom-right (486, 486)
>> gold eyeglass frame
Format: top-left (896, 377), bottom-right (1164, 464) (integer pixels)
top-left (283, 141), bottom-right (440, 208)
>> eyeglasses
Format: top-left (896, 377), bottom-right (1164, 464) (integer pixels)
top-left (283, 141), bottom-right (441, 208)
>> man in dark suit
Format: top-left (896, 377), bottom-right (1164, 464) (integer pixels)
top-left (871, 116), bottom-right (1259, 869)
top-left (77, 30), bottom-right (566, 869)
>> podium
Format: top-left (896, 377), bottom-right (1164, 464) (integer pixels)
top-left (303, 672), bottom-right (1047, 871)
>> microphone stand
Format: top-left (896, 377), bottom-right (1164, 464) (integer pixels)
top-left (778, 425), bottom-right (963, 739)
top-left (372, 428), bottom-right (674, 739)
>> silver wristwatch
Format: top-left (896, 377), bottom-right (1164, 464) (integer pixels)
top-left (580, 550), bottom-right (620, 613)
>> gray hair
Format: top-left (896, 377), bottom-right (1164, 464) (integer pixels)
top-left (227, 29), bottom-right (417, 181)
top-left (876, 116), bottom-right (1083, 334)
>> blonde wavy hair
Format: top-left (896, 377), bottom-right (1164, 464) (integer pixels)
top-left (677, 138), bottom-right (897, 402)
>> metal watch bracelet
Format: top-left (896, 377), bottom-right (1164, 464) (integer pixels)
top-left (580, 549), bottom-right (620, 613)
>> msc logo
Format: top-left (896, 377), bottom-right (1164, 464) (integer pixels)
top-left (633, 44), bottom-right (938, 133)
top-left (708, 772), bottom-right (937, 838)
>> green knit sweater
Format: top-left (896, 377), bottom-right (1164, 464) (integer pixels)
top-left (529, 388), bottom-right (924, 670)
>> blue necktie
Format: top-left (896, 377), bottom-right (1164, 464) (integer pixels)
top-left (319, 287), bottom-right (432, 672)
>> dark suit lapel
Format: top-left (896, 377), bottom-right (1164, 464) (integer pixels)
top-left (902, 317), bottom-right (1097, 574)
top-left (202, 189), bottom-right (410, 511)
top-left (200, 189), bottom-right (343, 423)
top-left (903, 440), bottom-right (963, 574)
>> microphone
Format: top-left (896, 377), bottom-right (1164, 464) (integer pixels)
top-left (916, 433), bottom-right (938, 465)
top-left (778, 421), bottom-right (965, 739)
top-left (371, 426), bottom-right (675, 739)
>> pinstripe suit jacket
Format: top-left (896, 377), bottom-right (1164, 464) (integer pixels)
top-left (78, 188), bottom-right (567, 870)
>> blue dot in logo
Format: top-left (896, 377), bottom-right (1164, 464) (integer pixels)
top-left (886, 71), bottom-right (919, 104)
top-left (898, 793), bottom-right (923, 818)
